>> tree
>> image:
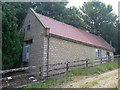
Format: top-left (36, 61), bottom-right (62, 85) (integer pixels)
top-left (6, 2), bottom-right (33, 29)
top-left (117, 21), bottom-right (120, 54)
top-left (2, 3), bottom-right (22, 69)
top-left (35, 2), bottom-right (67, 20)
top-left (80, 1), bottom-right (119, 54)
top-left (62, 6), bottom-right (85, 29)
top-left (35, 2), bottom-right (85, 29)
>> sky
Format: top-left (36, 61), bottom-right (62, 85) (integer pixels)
top-left (67, 0), bottom-right (119, 15)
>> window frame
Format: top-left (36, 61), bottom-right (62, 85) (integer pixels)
top-left (96, 49), bottom-right (102, 57)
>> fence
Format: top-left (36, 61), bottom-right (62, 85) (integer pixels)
top-left (0, 55), bottom-right (120, 88)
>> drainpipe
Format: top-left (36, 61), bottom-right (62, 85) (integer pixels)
top-left (45, 27), bottom-right (50, 78)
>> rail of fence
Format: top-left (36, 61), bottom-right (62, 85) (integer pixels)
top-left (0, 55), bottom-right (120, 88)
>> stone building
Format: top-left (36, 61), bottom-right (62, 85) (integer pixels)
top-left (21, 8), bottom-right (114, 77)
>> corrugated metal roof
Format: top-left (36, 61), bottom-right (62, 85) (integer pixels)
top-left (36, 13), bottom-right (114, 51)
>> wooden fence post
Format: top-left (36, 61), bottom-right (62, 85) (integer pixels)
top-left (86, 58), bottom-right (88, 67)
top-left (108, 56), bottom-right (110, 62)
top-left (39, 66), bottom-right (42, 80)
top-left (66, 61), bottom-right (69, 72)
top-left (100, 57), bottom-right (102, 64)
top-left (110, 56), bottom-right (111, 62)
top-left (107, 56), bottom-right (109, 62)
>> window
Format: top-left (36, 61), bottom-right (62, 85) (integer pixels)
top-left (24, 39), bottom-right (33, 44)
top-left (96, 49), bottom-right (102, 57)
top-left (27, 24), bottom-right (31, 30)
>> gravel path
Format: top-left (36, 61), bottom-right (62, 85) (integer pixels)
top-left (54, 69), bottom-right (118, 88)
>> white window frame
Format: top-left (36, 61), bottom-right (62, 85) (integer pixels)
top-left (96, 49), bottom-right (102, 57)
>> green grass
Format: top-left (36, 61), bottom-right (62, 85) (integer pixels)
top-left (25, 60), bottom-right (119, 88)
top-left (24, 73), bottom-right (72, 88)
top-left (69, 60), bottom-right (119, 76)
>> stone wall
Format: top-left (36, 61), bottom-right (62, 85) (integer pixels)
top-left (48, 36), bottom-right (113, 64)
top-left (50, 37), bottom-right (99, 63)
top-left (21, 9), bottom-right (48, 78)
top-left (48, 36), bottom-right (113, 75)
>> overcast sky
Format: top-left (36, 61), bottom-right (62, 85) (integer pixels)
top-left (67, 0), bottom-right (119, 15)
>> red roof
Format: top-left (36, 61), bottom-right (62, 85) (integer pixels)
top-left (36, 13), bottom-right (114, 51)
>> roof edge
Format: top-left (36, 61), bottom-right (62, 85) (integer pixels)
top-left (98, 36), bottom-right (114, 51)
top-left (30, 8), bottom-right (47, 30)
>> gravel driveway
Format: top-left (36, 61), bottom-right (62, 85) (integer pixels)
top-left (54, 69), bottom-right (118, 88)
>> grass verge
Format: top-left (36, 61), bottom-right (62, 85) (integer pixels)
top-left (25, 60), bottom-right (119, 88)
top-left (69, 60), bottom-right (119, 76)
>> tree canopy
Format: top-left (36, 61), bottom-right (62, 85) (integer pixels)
top-left (80, 2), bottom-right (119, 54)
top-left (2, 3), bottom-right (22, 69)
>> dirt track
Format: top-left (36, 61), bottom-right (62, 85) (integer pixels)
top-left (54, 69), bottom-right (118, 88)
